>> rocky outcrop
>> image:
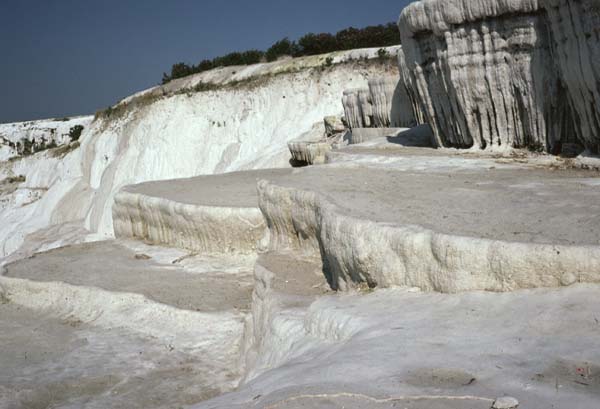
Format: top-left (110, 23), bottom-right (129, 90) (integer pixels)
top-left (398, 0), bottom-right (600, 153)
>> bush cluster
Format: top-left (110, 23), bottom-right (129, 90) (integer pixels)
top-left (161, 23), bottom-right (400, 84)
top-left (69, 125), bottom-right (84, 142)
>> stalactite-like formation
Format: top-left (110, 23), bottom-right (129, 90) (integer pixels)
top-left (342, 70), bottom-right (418, 130)
top-left (398, 0), bottom-right (600, 153)
top-left (342, 89), bottom-right (366, 129)
top-left (368, 77), bottom-right (416, 127)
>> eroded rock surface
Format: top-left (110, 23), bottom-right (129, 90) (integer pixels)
top-left (398, 0), bottom-right (600, 153)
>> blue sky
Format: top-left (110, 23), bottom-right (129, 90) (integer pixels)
top-left (0, 0), bottom-right (411, 122)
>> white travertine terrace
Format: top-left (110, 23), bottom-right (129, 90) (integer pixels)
top-left (2, 8), bottom-right (600, 404)
top-left (398, 0), bottom-right (600, 153)
top-left (257, 166), bottom-right (600, 292)
top-left (113, 191), bottom-right (266, 254)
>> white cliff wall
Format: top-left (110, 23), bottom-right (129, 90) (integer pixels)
top-left (0, 48), bottom-right (397, 260)
top-left (398, 0), bottom-right (600, 153)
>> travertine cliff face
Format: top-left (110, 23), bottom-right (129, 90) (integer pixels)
top-left (398, 0), bottom-right (600, 153)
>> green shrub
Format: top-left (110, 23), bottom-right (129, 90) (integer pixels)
top-left (377, 48), bottom-right (390, 60)
top-left (69, 125), bottom-right (85, 142)
top-left (265, 38), bottom-right (299, 61)
top-left (298, 32), bottom-right (337, 55)
top-left (160, 22), bottom-right (401, 84)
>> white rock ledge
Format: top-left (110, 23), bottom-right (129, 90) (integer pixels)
top-left (113, 190), bottom-right (266, 254)
top-left (257, 178), bottom-right (600, 293)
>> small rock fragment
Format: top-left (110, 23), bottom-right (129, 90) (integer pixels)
top-left (492, 396), bottom-right (519, 409)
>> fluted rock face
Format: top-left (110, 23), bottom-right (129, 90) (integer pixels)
top-left (368, 77), bottom-right (416, 127)
top-left (399, 0), bottom-right (600, 153)
top-left (342, 76), bottom-right (417, 130)
top-left (542, 0), bottom-right (600, 153)
top-left (342, 89), bottom-right (371, 128)
top-left (397, 49), bottom-right (427, 125)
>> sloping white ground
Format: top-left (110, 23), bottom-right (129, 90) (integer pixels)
top-left (197, 256), bottom-right (600, 409)
top-left (0, 147), bottom-right (92, 261)
top-left (0, 240), bottom-right (256, 408)
top-left (0, 48), bottom-right (400, 262)
top-left (0, 303), bottom-right (234, 409)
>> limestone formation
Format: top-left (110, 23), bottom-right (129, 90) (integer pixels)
top-left (288, 141), bottom-right (333, 166)
top-left (357, 89), bottom-right (372, 128)
top-left (397, 48), bottom-right (427, 125)
top-left (342, 89), bottom-right (367, 129)
top-left (341, 88), bottom-right (374, 129)
top-left (342, 74), bottom-right (418, 131)
top-left (398, 0), bottom-right (600, 153)
top-left (323, 116), bottom-right (345, 137)
top-left (368, 77), bottom-right (416, 127)
top-left (258, 165), bottom-right (600, 292)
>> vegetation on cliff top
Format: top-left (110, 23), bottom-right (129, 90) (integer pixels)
top-left (161, 23), bottom-right (400, 84)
